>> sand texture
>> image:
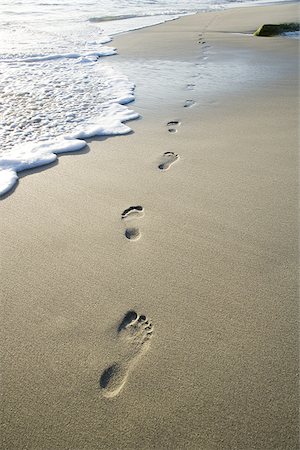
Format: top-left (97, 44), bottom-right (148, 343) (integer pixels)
top-left (1, 3), bottom-right (299, 449)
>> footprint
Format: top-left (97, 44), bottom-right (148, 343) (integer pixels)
top-left (121, 206), bottom-right (144, 241)
top-left (166, 120), bottom-right (181, 134)
top-left (186, 83), bottom-right (195, 91)
top-left (198, 34), bottom-right (205, 44)
top-left (158, 152), bottom-right (179, 171)
top-left (184, 99), bottom-right (196, 108)
top-left (100, 310), bottom-right (153, 398)
top-left (198, 33), bottom-right (210, 53)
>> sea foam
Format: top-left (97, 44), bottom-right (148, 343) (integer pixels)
top-left (0, 102), bottom-right (139, 196)
top-left (0, 50), bottom-right (139, 196)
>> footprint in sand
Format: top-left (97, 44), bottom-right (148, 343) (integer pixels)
top-left (158, 151), bottom-right (179, 171)
top-left (186, 83), bottom-right (195, 91)
top-left (198, 34), bottom-right (210, 55)
top-left (184, 99), bottom-right (196, 108)
top-left (121, 205), bottom-right (144, 241)
top-left (166, 120), bottom-right (181, 134)
top-left (100, 310), bottom-right (153, 398)
top-left (198, 33), bottom-right (207, 45)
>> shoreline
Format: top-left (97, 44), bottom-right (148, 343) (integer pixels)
top-left (1, 2), bottom-right (298, 198)
top-left (1, 3), bottom-right (299, 449)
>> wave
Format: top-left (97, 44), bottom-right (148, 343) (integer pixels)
top-left (3, 48), bottom-right (116, 63)
top-left (88, 11), bottom-right (186, 23)
top-left (89, 14), bottom-right (139, 23)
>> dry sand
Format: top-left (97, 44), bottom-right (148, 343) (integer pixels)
top-left (1, 3), bottom-right (299, 449)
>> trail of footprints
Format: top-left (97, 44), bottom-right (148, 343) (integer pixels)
top-left (182, 32), bottom-right (210, 108)
top-left (99, 31), bottom-right (210, 399)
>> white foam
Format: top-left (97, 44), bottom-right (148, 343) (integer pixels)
top-left (12, 48), bottom-right (116, 63)
top-left (0, 138), bottom-right (84, 196)
top-left (0, 54), bottom-right (139, 196)
top-left (0, 102), bottom-right (139, 196)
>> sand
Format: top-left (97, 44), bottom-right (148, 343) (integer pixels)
top-left (1, 3), bottom-right (299, 449)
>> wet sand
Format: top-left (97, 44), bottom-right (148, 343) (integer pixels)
top-left (1, 3), bottom-right (299, 449)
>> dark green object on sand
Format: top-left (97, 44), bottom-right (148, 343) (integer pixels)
top-left (254, 22), bottom-right (299, 36)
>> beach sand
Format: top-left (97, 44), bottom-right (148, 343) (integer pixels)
top-left (1, 3), bottom-right (299, 449)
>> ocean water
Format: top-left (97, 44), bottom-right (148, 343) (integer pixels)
top-left (0, 0), bottom-right (289, 195)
